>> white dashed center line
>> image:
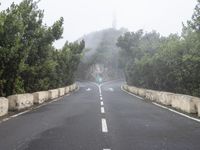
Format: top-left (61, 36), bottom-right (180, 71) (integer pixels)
top-left (92, 82), bottom-right (111, 149)
top-left (101, 107), bottom-right (105, 114)
top-left (98, 84), bottom-right (102, 96)
top-left (102, 118), bottom-right (108, 133)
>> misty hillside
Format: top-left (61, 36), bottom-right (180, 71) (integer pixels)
top-left (82, 28), bottom-right (127, 57)
top-left (76, 28), bottom-right (127, 81)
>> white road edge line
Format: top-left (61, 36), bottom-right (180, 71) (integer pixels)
top-left (121, 85), bottom-right (143, 100)
top-left (121, 85), bottom-right (200, 123)
top-left (103, 149), bottom-right (111, 150)
top-left (0, 89), bottom-right (75, 124)
top-left (101, 101), bottom-right (104, 106)
top-left (10, 110), bottom-right (30, 118)
top-left (153, 102), bottom-right (200, 123)
top-left (102, 118), bottom-right (108, 132)
top-left (101, 107), bottom-right (105, 114)
top-left (0, 97), bottom-right (61, 124)
top-left (0, 85), bottom-right (80, 124)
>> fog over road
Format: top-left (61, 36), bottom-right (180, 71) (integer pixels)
top-left (0, 81), bottom-right (200, 150)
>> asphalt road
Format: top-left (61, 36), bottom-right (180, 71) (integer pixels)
top-left (0, 81), bottom-right (200, 150)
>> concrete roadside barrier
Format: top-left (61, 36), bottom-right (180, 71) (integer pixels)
top-left (72, 83), bottom-right (77, 91)
top-left (149, 90), bottom-right (159, 101)
top-left (69, 85), bottom-right (73, 92)
top-left (65, 86), bottom-right (69, 94)
top-left (127, 86), bottom-right (132, 93)
top-left (129, 86), bottom-right (138, 94)
top-left (58, 88), bottom-right (65, 97)
top-left (192, 97), bottom-right (200, 116)
top-left (123, 85), bottom-right (200, 117)
top-left (127, 86), bottom-right (131, 92)
top-left (0, 97), bottom-right (8, 117)
top-left (134, 87), bottom-right (139, 95)
top-left (0, 83), bottom-right (77, 120)
top-left (145, 90), bottom-right (154, 101)
top-left (179, 95), bottom-right (196, 114)
top-left (69, 84), bottom-right (76, 92)
top-left (149, 91), bottom-right (159, 102)
top-left (74, 83), bottom-right (78, 90)
top-left (48, 89), bottom-right (59, 100)
top-left (158, 92), bottom-right (172, 106)
top-left (72, 84), bottom-right (75, 91)
top-left (168, 94), bottom-right (180, 110)
top-left (197, 102), bottom-right (200, 117)
top-left (123, 85), bottom-right (128, 91)
top-left (138, 88), bottom-right (146, 97)
top-left (8, 94), bottom-right (33, 111)
top-left (33, 91), bottom-right (49, 104)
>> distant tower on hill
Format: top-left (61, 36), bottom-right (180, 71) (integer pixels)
top-left (112, 12), bottom-right (117, 29)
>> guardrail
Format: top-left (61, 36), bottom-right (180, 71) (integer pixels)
top-left (123, 85), bottom-right (200, 117)
top-left (0, 83), bottom-right (77, 117)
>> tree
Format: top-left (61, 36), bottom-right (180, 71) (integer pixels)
top-left (0, 0), bottom-right (84, 96)
top-left (117, 30), bottom-right (144, 69)
top-left (188, 0), bottom-right (200, 32)
top-left (0, 2), bottom-right (27, 96)
top-left (51, 40), bottom-right (85, 88)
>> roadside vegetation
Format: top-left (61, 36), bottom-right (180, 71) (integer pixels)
top-left (1, 0), bottom-right (199, 98)
top-left (117, 0), bottom-right (200, 97)
top-left (0, 0), bottom-right (85, 96)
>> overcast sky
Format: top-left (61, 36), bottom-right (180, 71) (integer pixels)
top-left (0, 0), bottom-right (197, 48)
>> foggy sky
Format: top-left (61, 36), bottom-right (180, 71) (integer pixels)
top-left (0, 0), bottom-right (197, 49)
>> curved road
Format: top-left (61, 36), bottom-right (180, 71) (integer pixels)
top-left (0, 81), bottom-right (200, 150)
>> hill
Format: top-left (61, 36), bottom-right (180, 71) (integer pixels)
top-left (76, 28), bottom-right (127, 81)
